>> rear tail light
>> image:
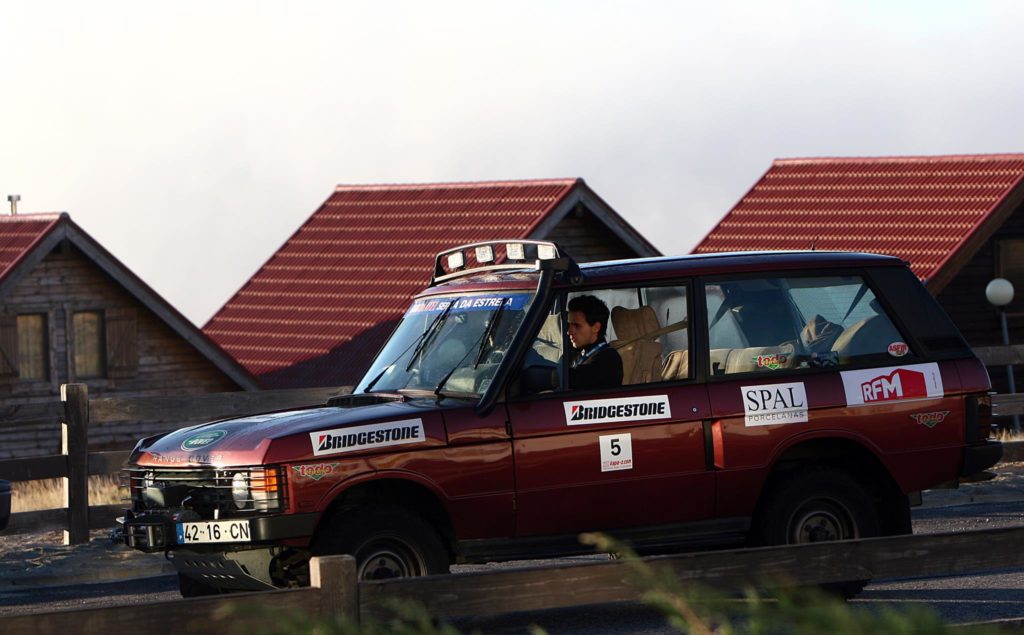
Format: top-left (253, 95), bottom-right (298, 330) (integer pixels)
top-left (965, 394), bottom-right (993, 442)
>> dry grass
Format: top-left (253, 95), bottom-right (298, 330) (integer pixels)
top-left (10, 475), bottom-right (123, 513)
top-left (995, 428), bottom-right (1023, 442)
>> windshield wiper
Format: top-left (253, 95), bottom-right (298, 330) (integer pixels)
top-left (472, 300), bottom-right (508, 368)
top-left (405, 301), bottom-right (455, 372)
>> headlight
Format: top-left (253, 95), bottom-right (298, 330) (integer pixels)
top-left (232, 472), bottom-right (249, 509)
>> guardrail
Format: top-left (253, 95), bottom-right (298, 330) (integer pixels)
top-left (0, 383), bottom-right (352, 543)
top-left (4, 526), bottom-right (1024, 633)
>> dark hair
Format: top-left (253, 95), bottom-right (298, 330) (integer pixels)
top-left (568, 294), bottom-right (610, 338)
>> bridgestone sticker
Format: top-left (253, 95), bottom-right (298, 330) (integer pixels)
top-left (741, 382), bottom-right (808, 426)
top-left (840, 363), bottom-right (943, 406)
top-left (599, 433), bottom-right (633, 472)
top-left (564, 395), bottom-right (671, 426)
top-left (310, 419), bottom-right (424, 457)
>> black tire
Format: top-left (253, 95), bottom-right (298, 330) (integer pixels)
top-left (177, 572), bottom-right (224, 597)
top-left (755, 467), bottom-right (880, 599)
top-left (312, 506), bottom-right (449, 581)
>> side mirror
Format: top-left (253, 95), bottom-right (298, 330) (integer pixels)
top-left (521, 365), bottom-right (558, 394)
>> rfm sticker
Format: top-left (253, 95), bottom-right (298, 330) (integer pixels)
top-left (599, 433), bottom-right (633, 472)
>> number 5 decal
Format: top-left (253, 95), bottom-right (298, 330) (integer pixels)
top-left (599, 433), bottom-right (633, 472)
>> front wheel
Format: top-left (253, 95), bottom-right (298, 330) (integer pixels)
top-left (312, 506), bottom-right (449, 581)
top-left (755, 467), bottom-right (879, 598)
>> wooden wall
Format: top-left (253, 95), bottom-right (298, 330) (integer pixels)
top-left (0, 243), bottom-right (241, 458)
top-left (936, 202), bottom-right (1024, 393)
top-left (545, 204), bottom-right (639, 263)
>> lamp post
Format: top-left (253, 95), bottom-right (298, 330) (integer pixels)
top-left (985, 278), bottom-right (1020, 433)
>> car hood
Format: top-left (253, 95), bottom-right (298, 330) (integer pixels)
top-left (132, 398), bottom-right (445, 467)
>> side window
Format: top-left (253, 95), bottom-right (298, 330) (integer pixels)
top-left (72, 311), bottom-right (106, 379)
top-left (17, 314), bottom-right (48, 381)
top-left (705, 276), bottom-right (909, 376)
top-left (567, 285), bottom-right (690, 388)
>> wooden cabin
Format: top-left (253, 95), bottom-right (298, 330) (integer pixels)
top-left (204, 178), bottom-right (660, 388)
top-left (0, 212), bottom-right (258, 457)
top-left (693, 153), bottom-right (1024, 393)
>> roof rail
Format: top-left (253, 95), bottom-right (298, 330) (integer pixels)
top-left (431, 240), bottom-right (572, 284)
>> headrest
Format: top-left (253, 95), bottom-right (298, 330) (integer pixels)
top-left (802, 314), bottom-right (844, 351)
top-left (611, 305), bottom-right (660, 340)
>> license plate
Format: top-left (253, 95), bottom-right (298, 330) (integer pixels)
top-left (176, 520), bottom-right (252, 544)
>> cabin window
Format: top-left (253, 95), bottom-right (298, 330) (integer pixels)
top-left (17, 314), bottom-right (48, 380)
top-left (73, 311), bottom-right (105, 378)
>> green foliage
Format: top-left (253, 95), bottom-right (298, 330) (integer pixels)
top-left (221, 534), bottom-right (1001, 635)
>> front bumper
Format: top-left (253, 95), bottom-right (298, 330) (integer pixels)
top-left (121, 510), bottom-right (319, 552)
top-left (962, 440), bottom-right (1003, 477)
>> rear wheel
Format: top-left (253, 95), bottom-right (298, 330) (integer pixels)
top-left (312, 506), bottom-right (449, 581)
top-left (756, 467), bottom-right (880, 598)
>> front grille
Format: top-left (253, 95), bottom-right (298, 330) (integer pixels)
top-left (121, 465), bottom-right (286, 518)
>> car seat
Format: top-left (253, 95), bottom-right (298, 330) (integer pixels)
top-left (610, 306), bottom-right (664, 384)
top-left (830, 301), bottom-right (903, 359)
top-left (801, 314), bottom-right (844, 353)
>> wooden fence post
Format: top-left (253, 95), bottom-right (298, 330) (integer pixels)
top-left (310, 555), bottom-right (359, 624)
top-left (61, 383), bottom-right (89, 545)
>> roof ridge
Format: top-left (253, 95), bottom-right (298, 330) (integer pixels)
top-left (334, 178), bottom-right (580, 192)
top-left (774, 153), bottom-right (1024, 166)
top-left (0, 211), bottom-right (65, 222)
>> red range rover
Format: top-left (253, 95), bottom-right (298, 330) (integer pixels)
top-left (121, 241), bottom-right (1001, 597)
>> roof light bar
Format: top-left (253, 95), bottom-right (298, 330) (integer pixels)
top-left (475, 245), bottom-right (495, 263)
top-left (431, 240), bottom-right (569, 284)
top-left (447, 251), bottom-right (465, 270)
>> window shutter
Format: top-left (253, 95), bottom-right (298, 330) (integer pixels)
top-left (0, 314), bottom-right (18, 381)
top-left (105, 307), bottom-right (138, 379)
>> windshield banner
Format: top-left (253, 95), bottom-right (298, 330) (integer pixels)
top-left (408, 295), bottom-right (529, 314)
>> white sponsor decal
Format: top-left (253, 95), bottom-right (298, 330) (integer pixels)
top-left (564, 395), bottom-right (671, 426)
top-left (841, 363), bottom-right (943, 407)
top-left (741, 382), bottom-right (808, 426)
top-left (599, 433), bottom-right (633, 472)
top-left (310, 419), bottom-right (424, 457)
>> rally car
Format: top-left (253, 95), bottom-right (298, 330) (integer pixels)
top-left (120, 241), bottom-right (1000, 597)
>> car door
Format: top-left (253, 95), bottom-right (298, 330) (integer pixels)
top-left (505, 283), bottom-right (716, 538)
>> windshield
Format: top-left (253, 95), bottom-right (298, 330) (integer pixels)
top-left (355, 292), bottom-right (535, 396)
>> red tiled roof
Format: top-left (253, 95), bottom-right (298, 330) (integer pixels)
top-left (694, 154), bottom-right (1024, 285)
top-left (0, 213), bottom-right (62, 283)
top-left (204, 179), bottom-right (582, 388)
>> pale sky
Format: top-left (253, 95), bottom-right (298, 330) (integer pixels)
top-left (3, 1), bottom-right (1023, 325)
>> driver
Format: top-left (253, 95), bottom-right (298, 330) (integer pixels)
top-left (567, 295), bottom-right (623, 390)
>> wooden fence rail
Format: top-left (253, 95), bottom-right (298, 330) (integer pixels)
top-left (4, 526), bottom-right (1024, 634)
top-left (0, 384), bottom-right (351, 542)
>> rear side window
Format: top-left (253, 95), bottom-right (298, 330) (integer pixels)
top-left (704, 276), bottom-right (910, 375)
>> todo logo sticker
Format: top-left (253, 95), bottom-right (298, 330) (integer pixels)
top-left (910, 411), bottom-right (950, 428)
top-left (291, 463), bottom-right (340, 481)
top-left (181, 430), bottom-right (227, 452)
top-left (741, 382), bottom-right (808, 426)
top-left (599, 433), bottom-right (633, 472)
top-left (841, 363), bottom-right (943, 406)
